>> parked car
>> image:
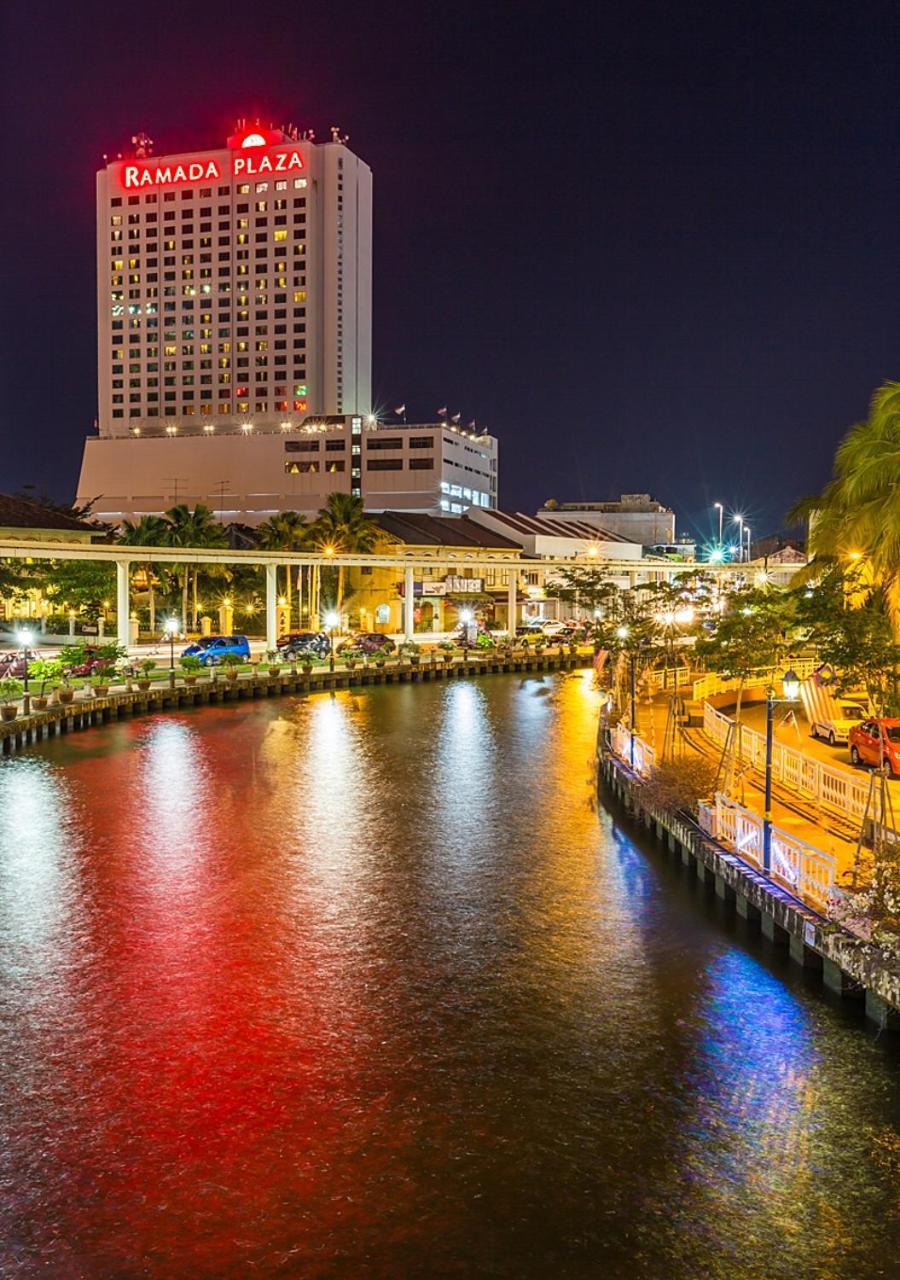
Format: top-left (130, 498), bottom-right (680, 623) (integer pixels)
top-left (0, 649), bottom-right (40, 678)
top-left (181, 635), bottom-right (251, 666)
top-left (540, 620), bottom-right (572, 637)
top-left (516, 622), bottom-right (544, 636)
top-left (849, 718), bottom-right (900, 776)
top-left (336, 633), bottom-right (396, 656)
top-left (279, 631), bottom-right (330, 659)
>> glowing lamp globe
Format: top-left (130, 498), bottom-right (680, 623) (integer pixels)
top-left (782, 669), bottom-right (801, 702)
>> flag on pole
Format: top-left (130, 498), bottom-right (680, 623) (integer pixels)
top-left (394, 404), bottom-right (406, 415)
top-left (451, 412), bottom-right (461, 423)
top-left (468, 419), bottom-right (477, 429)
top-left (437, 405), bottom-right (448, 417)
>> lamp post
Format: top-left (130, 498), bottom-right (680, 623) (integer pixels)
top-left (713, 502), bottom-right (723, 549)
top-left (324, 609), bottom-right (339, 672)
top-left (616, 625), bottom-right (636, 768)
top-left (763, 668), bottom-right (801, 872)
top-left (744, 526), bottom-right (752, 563)
top-left (459, 607), bottom-right (475, 649)
top-left (15, 628), bottom-right (33, 693)
top-left (164, 616), bottom-right (179, 688)
top-left (732, 514), bottom-right (744, 562)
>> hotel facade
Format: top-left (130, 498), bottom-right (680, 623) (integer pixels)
top-left (77, 122), bottom-right (498, 523)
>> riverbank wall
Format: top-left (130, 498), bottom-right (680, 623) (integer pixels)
top-left (599, 744), bottom-right (900, 1031)
top-left (0, 649), bottom-right (586, 758)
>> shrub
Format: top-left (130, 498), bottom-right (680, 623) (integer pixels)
top-left (639, 756), bottom-right (717, 817)
top-left (179, 654), bottom-right (203, 674)
top-left (138, 658), bottom-right (157, 676)
top-left (0, 677), bottom-right (24, 705)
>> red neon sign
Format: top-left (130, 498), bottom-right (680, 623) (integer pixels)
top-left (118, 147), bottom-right (305, 191)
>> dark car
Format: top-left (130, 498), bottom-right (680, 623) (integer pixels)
top-left (182, 635), bottom-right (251, 666)
top-left (0, 649), bottom-right (41, 678)
top-left (337, 632), bottom-right (396, 656)
top-left (280, 631), bottom-right (330, 659)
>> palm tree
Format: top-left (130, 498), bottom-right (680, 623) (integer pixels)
top-left (792, 381), bottom-right (900, 636)
top-left (163, 504), bottom-right (228, 630)
top-left (310, 494), bottom-right (380, 616)
top-left (256, 512), bottom-right (308, 629)
top-left (118, 514), bottom-right (170, 633)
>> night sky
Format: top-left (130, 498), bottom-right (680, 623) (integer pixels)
top-left (3, 0), bottom-right (900, 544)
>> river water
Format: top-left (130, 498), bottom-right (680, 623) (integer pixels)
top-left (0, 672), bottom-right (897, 1278)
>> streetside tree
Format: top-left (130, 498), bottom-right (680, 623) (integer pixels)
top-left (791, 566), bottom-right (900, 714)
top-left (792, 380), bottom-right (900, 637)
top-left (118, 515), bottom-right (170, 633)
top-left (694, 585), bottom-right (793, 793)
top-left (256, 512), bottom-right (309, 630)
top-left (310, 494), bottom-right (380, 617)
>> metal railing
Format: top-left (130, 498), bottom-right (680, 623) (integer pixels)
top-left (610, 722), bottom-right (656, 777)
top-left (702, 701), bottom-right (891, 835)
top-left (700, 793), bottom-right (836, 912)
top-left (690, 657), bottom-right (819, 704)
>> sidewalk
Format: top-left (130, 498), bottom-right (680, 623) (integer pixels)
top-left (634, 694), bottom-right (861, 881)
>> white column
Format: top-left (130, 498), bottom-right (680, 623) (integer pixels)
top-left (507, 570), bottom-right (517, 635)
top-left (265, 563), bottom-right (278, 653)
top-left (116, 560), bottom-right (130, 652)
top-left (403, 565), bottom-right (415, 640)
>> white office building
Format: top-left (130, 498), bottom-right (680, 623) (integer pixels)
top-left (80, 414), bottom-right (498, 525)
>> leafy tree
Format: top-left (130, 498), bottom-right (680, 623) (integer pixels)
top-left (162, 504), bottom-right (227, 630)
top-left (792, 381), bottom-right (900, 635)
top-left (119, 514), bottom-right (170, 632)
top-left (639, 756), bottom-right (717, 818)
top-left (40, 559), bottom-right (116, 623)
top-left (310, 494), bottom-right (380, 615)
top-left (694, 585), bottom-right (793, 791)
top-left (792, 566), bottom-right (900, 712)
top-left (256, 511), bottom-right (308, 628)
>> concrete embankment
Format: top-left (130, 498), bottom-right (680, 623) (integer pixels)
top-left (599, 745), bottom-right (900, 1032)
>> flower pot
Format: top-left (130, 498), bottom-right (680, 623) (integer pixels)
top-left (59, 688), bottom-right (75, 704)
top-left (409, 656), bottom-right (420, 666)
top-left (301, 665), bottom-right (313, 676)
top-left (92, 685), bottom-right (109, 698)
top-left (268, 666), bottom-right (280, 677)
top-left (183, 674), bottom-right (198, 686)
top-left (136, 679), bottom-right (152, 692)
top-left (225, 669), bottom-right (239, 681)
top-left (32, 696), bottom-right (48, 712)
top-left (1, 705), bottom-right (17, 722)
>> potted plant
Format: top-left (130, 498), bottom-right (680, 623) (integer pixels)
top-left (373, 647), bottom-right (391, 669)
top-left (221, 654), bottom-right (243, 681)
top-left (342, 647), bottom-right (362, 670)
top-left (179, 654), bottom-right (203, 686)
top-left (136, 658), bottom-right (156, 691)
top-left (57, 671), bottom-right (76, 705)
top-left (400, 640), bottom-right (421, 665)
top-left (265, 649), bottom-right (282, 677)
top-left (0, 677), bottom-right (23, 722)
top-left (301, 654), bottom-right (315, 675)
top-left (29, 658), bottom-right (60, 711)
top-left (114, 655), bottom-right (134, 692)
top-left (91, 673), bottom-right (110, 697)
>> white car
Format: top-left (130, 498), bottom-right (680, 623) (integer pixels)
top-left (540, 620), bottom-right (570, 636)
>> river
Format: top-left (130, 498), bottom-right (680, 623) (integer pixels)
top-left (0, 671), bottom-right (897, 1278)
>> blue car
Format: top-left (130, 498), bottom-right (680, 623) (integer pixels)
top-left (181, 634), bottom-right (251, 666)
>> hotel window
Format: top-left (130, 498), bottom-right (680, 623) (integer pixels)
top-left (409, 458), bottom-right (435, 470)
top-left (285, 440), bottom-right (319, 452)
top-left (366, 437), bottom-right (403, 450)
top-left (409, 437), bottom-right (434, 449)
top-left (366, 458), bottom-right (403, 471)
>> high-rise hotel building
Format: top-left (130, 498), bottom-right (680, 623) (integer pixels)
top-left (77, 122), bottom-right (498, 524)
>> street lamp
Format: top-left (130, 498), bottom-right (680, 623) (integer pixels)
top-left (713, 501), bottom-right (723, 548)
top-left (732, 514), bottom-right (744, 562)
top-left (15, 628), bottom-right (34, 693)
top-left (324, 609), bottom-right (339, 671)
top-left (763, 668), bottom-right (801, 872)
top-left (164, 616), bottom-right (179, 687)
top-left (744, 525), bottom-right (752, 562)
top-left (616, 625), bottom-right (637, 768)
top-left (459, 607), bottom-right (475, 648)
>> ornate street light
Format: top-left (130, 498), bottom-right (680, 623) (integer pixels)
top-left (763, 668), bottom-right (801, 871)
